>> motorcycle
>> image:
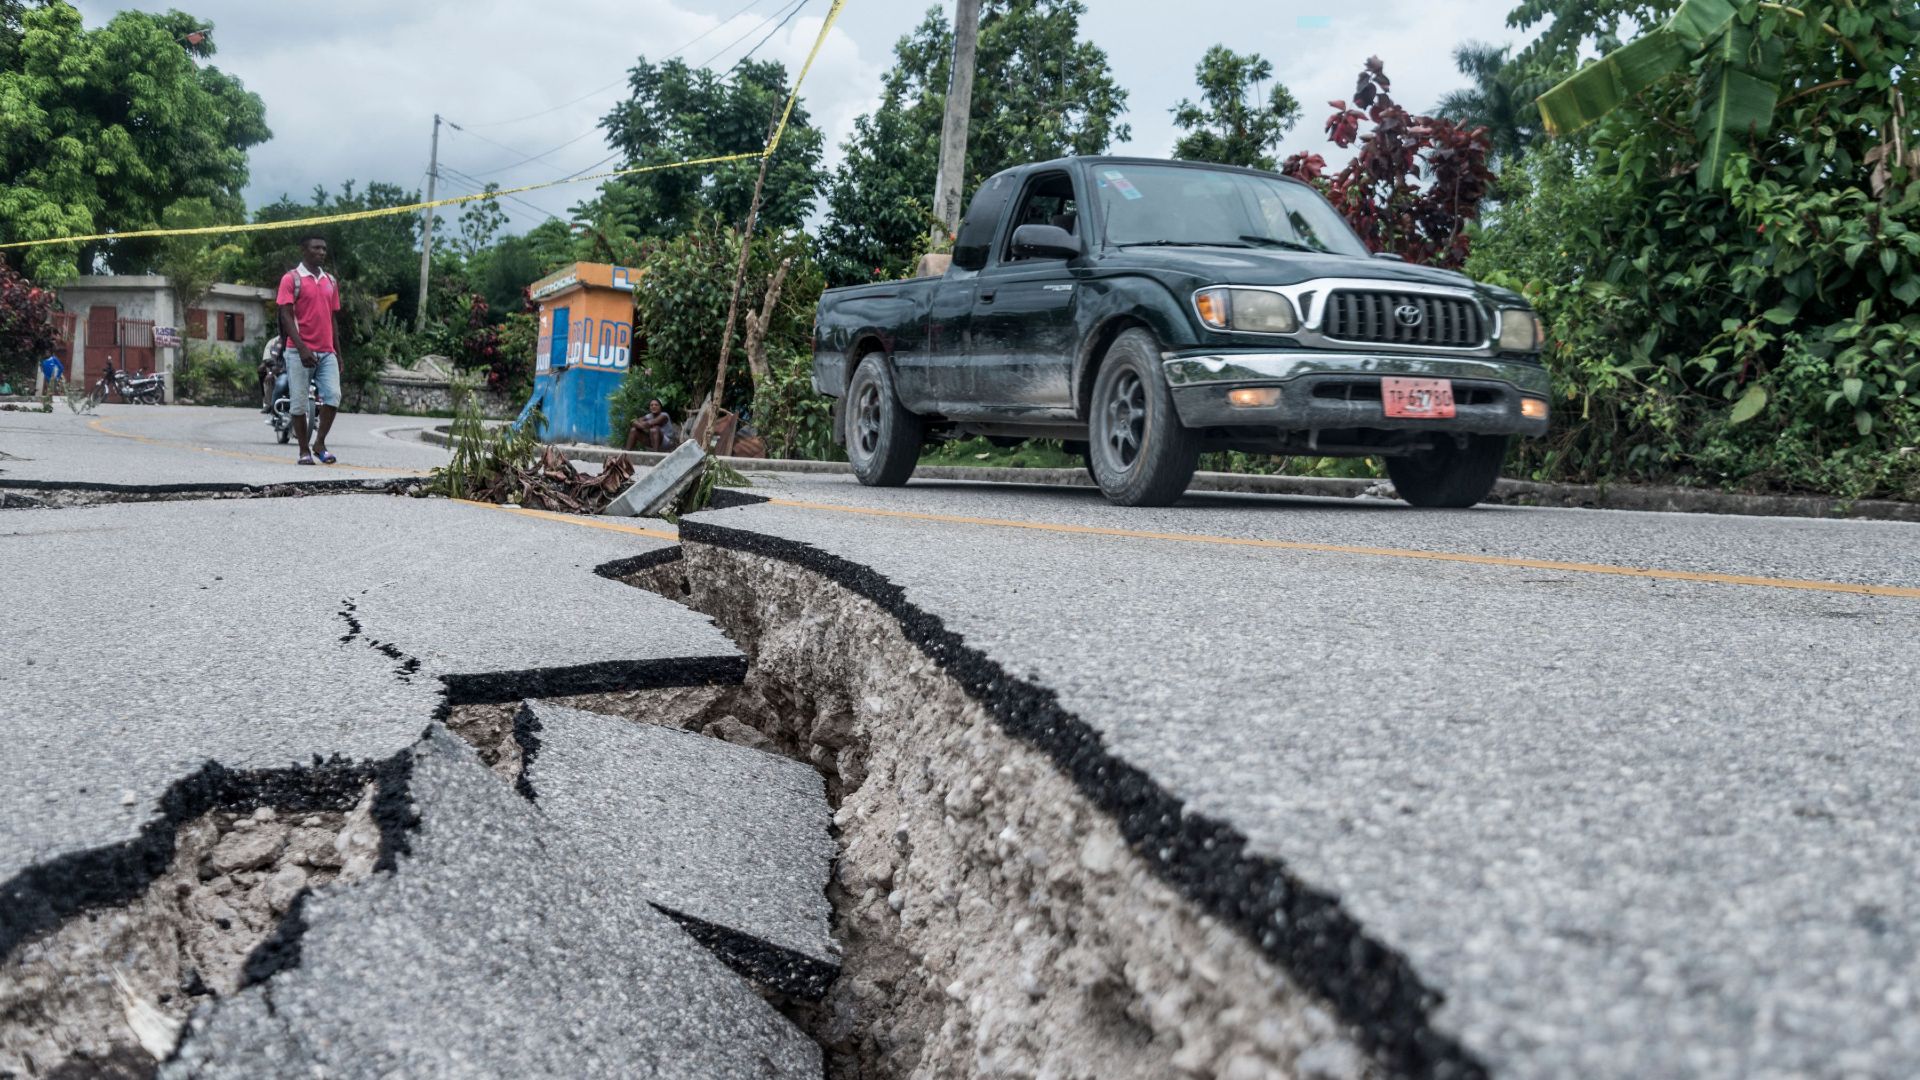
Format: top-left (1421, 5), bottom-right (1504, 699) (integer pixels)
top-left (119, 368), bottom-right (165, 405)
top-left (267, 365), bottom-right (321, 445)
top-left (92, 365), bottom-right (165, 406)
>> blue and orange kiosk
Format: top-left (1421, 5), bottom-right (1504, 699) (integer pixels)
top-left (526, 262), bottom-right (639, 445)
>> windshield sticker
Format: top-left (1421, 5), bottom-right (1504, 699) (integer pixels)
top-left (1100, 169), bottom-right (1143, 201)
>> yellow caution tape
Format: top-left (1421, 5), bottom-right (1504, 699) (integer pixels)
top-left (0, 1), bottom-right (849, 251)
top-left (768, 0), bottom-right (846, 156)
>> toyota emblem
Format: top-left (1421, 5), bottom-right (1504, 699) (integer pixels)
top-left (1394, 303), bottom-right (1425, 328)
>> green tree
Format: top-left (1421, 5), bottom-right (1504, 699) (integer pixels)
top-left (580, 57), bottom-right (825, 241)
top-left (611, 216), bottom-right (823, 439)
top-left (1469, 0), bottom-right (1920, 499)
top-left (240, 182), bottom-right (423, 314)
top-left (1433, 42), bottom-right (1542, 164)
top-left (153, 198), bottom-right (244, 331)
top-left (1170, 46), bottom-right (1300, 171)
top-left (0, 3), bottom-right (268, 280)
top-left (817, 0), bottom-right (1132, 285)
top-left (456, 185), bottom-right (508, 260)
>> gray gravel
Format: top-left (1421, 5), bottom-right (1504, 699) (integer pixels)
top-left (0, 494), bottom-right (730, 885)
top-left (695, 471), bottom-right (1920, 1079)
top-left (523, 701), bottom-right (836, 967)
top-left (163, 727), bottom-right (821, 1079)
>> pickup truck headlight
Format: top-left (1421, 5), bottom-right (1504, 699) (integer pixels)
top-left (1498, 308), bottom-right (1543, 352)
top-left (1194, 287), bottom-right (1299, 335)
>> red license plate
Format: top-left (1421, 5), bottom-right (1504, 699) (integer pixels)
top-left (1382, 377), bottom-right (1456, 419)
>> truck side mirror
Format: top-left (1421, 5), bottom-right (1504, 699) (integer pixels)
top-left (1011, 224), bottom-right (1081, 260)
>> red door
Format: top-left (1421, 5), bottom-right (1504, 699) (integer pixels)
top-left (84, 306), bottom-right (118, 396)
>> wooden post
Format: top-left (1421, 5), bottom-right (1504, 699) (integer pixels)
top-left (696, 114), bottom-right (782, 448)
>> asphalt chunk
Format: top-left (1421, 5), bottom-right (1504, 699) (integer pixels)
top-left (520, 701), bottom-right (838, 998)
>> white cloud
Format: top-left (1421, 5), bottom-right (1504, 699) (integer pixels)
top-left (69, 0), bottom-right (1535, 234)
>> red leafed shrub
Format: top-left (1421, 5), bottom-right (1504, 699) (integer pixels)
top-left (1282, 57), bottom-right (1495, 269)
top-left (0, 257), bottom-right (60, 385)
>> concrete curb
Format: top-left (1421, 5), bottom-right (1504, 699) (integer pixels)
top-left (415, 427), bottom-right (1920, 524)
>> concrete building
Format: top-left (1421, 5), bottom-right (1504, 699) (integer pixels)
top-left (49, 276), bottom-right (277, 399)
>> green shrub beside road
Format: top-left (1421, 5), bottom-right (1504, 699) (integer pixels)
top-left (1469, 0), bottom-right (1920, 501)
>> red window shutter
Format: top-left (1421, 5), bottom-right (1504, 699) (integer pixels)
top-left (187, 308), bottom-right (208, 337)
top-left (232, 311), bottom-right (245, 341)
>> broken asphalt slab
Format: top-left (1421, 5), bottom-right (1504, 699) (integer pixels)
top-left (161, 727), bottom-right (821, 1079)
top-left (520, 701), bottom-right (837, 996)
top-left (1, 495), bottom-right (736, 937)
top-left (677, 478), bottom-right (1920, 1078)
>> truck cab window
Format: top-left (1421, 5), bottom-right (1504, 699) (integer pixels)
top-left (1004, 172), bottom-right (1077, 261)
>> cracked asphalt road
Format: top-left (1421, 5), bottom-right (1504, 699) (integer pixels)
top-left (8, 405), bottom-right (1920, 1077)
top-left (678, 470), bottom-right (1920, 1078)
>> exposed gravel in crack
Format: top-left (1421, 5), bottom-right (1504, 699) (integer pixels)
top-left (614, 544), bottom-right (1381, 1080)
top-left (0, 793), bottom-right (383, 1077)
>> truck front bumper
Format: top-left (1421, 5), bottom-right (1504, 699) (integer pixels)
top-left (1164, 350), bottom-right (1553, 438)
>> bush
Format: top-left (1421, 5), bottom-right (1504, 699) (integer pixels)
top-left (631, 216), bottom-right (822, 415)
top-left (1463, 1), bottom-right (1920, 501)
top-left (753, 346), bottom-right (841, 460)
top-left (174, 342), bottom-right (255, 406)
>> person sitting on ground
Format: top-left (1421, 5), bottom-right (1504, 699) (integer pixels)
top-left (625, 398), bottom-right (678, 452)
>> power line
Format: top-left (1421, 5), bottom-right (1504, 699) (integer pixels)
top-left (727, 0), bottom-right (812, 71)
top-left (694, 0), bottom-right (805, 69)
top-left (438, 166), bottom-right (568, 223)
top-left (463, 0), bottom-right (773, 130)
top-left (466, 127), bottom-right (600, 177)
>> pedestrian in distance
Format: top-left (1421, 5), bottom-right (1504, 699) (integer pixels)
top-left (625, 398), bottom-right (679, 452)
top-left (277, 235), bottom-right (343, 464)
top-left (38, 354), bottom-right (64, 396)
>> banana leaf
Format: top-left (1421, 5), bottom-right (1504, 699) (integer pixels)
top-left (1692, 24), bottom-right (1785, 189)
top-left (1536, 28), bottom-right (1688, 137)
top-left (1534, 0), bottom-right (1742, 136)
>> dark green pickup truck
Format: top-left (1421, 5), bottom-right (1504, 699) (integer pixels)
top-left (811, 156), bottom-right (1549, 507)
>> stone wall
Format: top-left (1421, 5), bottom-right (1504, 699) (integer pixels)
top-left (376, 377), bottom-right (517, 418)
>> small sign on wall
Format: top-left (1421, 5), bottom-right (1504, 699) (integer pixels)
top-left (153, 327), bottom-right (182, 348)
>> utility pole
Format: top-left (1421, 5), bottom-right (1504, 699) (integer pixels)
top-left (930, 0), bottom-right (982, 244)
top-left (415, 114), bottom-right (442, 332)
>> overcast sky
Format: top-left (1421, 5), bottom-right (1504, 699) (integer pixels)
top-left (73, 0), bottom-right (1539, 234)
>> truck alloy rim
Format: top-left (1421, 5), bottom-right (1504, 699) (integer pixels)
top-left (1103, 369), bottom-right (1147, 470)
top-left (854, 381), bottom-right (884, 460)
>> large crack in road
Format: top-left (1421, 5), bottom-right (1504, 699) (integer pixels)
top-left (609, 534), bottom-right (1397, 1080)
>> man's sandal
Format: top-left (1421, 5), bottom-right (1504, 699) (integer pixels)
top-left (297, 455), bottom-right (316, 465)
top-left (316, 450), bottom-right (337, 464)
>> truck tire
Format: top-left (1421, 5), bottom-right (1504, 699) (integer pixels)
top-left (1088, 329), bottom-right (1199, 507)
top-left (1386, 435), bottom-right (1508, 508)
top-left (846, 356), bottom-right (922, 487)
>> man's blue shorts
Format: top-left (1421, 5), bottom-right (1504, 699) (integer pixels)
top-left (286, 351), bottom-right (341, 410)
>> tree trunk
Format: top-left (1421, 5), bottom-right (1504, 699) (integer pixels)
top-left (744, 256), bottom-right (792, 387)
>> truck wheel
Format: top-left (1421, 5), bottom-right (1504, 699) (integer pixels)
top-left (845, 356), bottom-right (922, 487)
top-left (1386, 435), bottom-right (1508, 508)
top-left (1088, 329), bottom-right (1198, 507)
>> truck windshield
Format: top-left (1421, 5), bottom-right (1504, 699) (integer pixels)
top-left (1092, 164), bottom-right (1370, 257)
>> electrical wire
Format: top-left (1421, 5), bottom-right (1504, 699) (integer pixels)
top-left (725, 0), bottom-right (811, 72)
top-left (438, 165), bottom-right (567, 223)
top-left (693, 0), bottom-right (805, 70)
top-left (462, 0), bottom-right (773, 129)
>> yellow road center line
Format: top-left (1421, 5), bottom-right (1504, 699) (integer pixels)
top-left (86, 416), bottom-right (429, 476)
top-left (763, 498), bottom-right (1920, 600)
top-left (457, 499), bottom-right (678, 541)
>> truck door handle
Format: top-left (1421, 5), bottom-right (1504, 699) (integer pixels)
top-left (979, 290), bottom-right (996, 303)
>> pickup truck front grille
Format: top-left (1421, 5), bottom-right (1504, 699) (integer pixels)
top-left (1322, 291), bottom-right (1486, 348)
